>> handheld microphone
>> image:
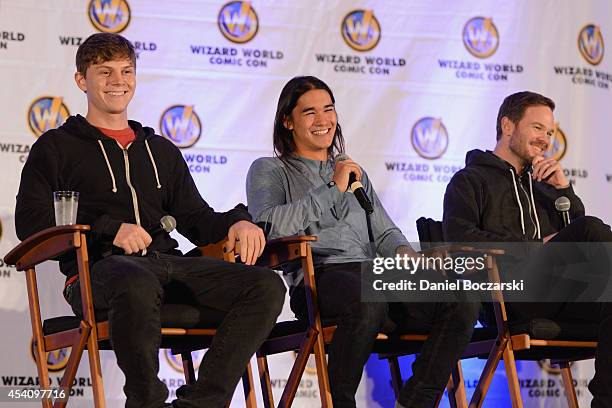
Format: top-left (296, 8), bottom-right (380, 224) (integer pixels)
top-left (149, 215), bottom-right (177, 236)
top-left (554, 196), bottom-right (571, 228)
top-left (334, 154), bottom-right (374, 214)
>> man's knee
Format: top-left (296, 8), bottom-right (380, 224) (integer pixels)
top-left (573, 216), bottom-right (612, 241)
top-left (106, 266), bottom-right (162, 308)
top-left (247, 268), bottom-right (287, 312)
top-left (343, 301), bottom-right (388, 332)
top-left (449, 301), bottom-right (481, 328)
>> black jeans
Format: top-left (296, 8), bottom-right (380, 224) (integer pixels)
top-left (290, 262), bottom-right (480, 408)
top-left (492, 216), bottom-right (612, 408)
top-left (68, 251), bottom-right (286, 408)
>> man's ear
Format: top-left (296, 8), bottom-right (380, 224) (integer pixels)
top-left (500, 116), bottom-right (515, 138)
top-left (74, 71), bottom-right (87, 93)
top-left (283, 116), bottom-right (293, 130)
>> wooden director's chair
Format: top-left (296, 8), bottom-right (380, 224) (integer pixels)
top-left (416, 217), bottom-right (598, 408)
top-left (3, 224), bottom-right (258, 408)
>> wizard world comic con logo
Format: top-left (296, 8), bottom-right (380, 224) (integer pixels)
top-left (164, 349), bottom-right (204, 373)
top-left (411, 117), bottom-right (449, 160)
top-left (543, 124), bottom-right (567, 161)
top-left (341, 10), bottom-right (381, 52)
top-left (463, 17), bottom-right (499, 59)
top-left (30, 338), bottom-right (70, 372)
top-left (578, 24), bottom-right (604, 66)
top-left (218, 1), bottom-right (259, 44)
top-left (159, 105), bottom-right (202, 149)
top-left (28, 96), bottom-right (70, 137)
top-left (88, 0), bottom-right (131, 34)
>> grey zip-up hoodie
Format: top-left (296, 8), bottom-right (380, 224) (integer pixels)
top-left (246, 155), bottom-right (410, 288)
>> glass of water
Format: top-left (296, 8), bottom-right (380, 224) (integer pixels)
top-left (53, 191), bottom-right (79, 226)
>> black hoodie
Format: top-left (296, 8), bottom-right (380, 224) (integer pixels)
top-left (15, 115), bottom-right (250, 278)
top-left (443, 149), bottom-right (585, 251)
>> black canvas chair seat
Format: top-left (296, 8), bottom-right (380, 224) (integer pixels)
top-left (43, 303), bottom-right (228, 336)
top-left (510, 318), bottom-right (599, 341)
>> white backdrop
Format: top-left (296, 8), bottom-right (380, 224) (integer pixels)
top-left (1, 0), bottom-right (611, 406)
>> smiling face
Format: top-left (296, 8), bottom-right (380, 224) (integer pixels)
top-left (503, 105), bottom-right (555, 168)
top-left (283, 89), bottom-right (337, 161)
top-left (75, 58), bottom-right (135, 127)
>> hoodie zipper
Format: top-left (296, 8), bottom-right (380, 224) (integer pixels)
top-left (518, 181), bottom-right (538, 239)
top-left (119, 141), bottom-right (143, 236)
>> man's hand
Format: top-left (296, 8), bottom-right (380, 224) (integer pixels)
top-left (333, 158), bottom-right (363, 193)
top-left (113, 223), bottom-right (152, 255)
top-left (396, 245), bottom-right (419, 257)
top-left (226, 220), bottom-right (265, 265)
top-left (532, 156), bottom-right (570, 189)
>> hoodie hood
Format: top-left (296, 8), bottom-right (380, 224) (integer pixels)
top-left (58, 115), bottom-right (163, 196)
top-left (60, 114), bottom-right (156, 143)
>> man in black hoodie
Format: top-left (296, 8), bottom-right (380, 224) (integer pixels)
top-left (443, 91), bottom-right (612, 406)
top-left (15, 33), bottom-right (286, 408)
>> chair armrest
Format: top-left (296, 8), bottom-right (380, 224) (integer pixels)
top-left (3, 225), bottom-right (90, 271)
top-left (419, 245), bottom-right (505, 257)
top-left (195, 235), bottom-right (318, 268)
top-left (257, 235), bottom-right (317, 269)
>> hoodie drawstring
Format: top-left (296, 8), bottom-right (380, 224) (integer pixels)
top-left (527, 172), bottom-right (542, 239)
top-left (145, 140), bottom-right (162, 189)
top-left (98, 140), bottom-right (117, 193)
top-left (509, 169), bottom-right (526, 235)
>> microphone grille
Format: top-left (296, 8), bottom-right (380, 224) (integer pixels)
top-left (554, 196), bottom-right (571, 212)
top-left (160, 215), bottom-right (177, 233)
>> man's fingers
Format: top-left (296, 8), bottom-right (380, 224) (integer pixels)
top-left (247, 233), bottom-right (257, 265)
top-left (540, 165), bottom-right (558, 181)
top-left (142, 231), bottom-right (153, 247)
top-left (258, 230), bottom-right (265, 257)
top-left (135, 236), bottom-right (148, 251)
top-left (226, 227), bottom-right (236, 253)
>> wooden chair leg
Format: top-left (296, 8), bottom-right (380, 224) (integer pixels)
top-left (469, 337), bottom-right (507, 408)
top-left (181, 351), bottom-right (196, 384)
top-left (311, 329), bottom-right (333, 408)
top-left (279, 327), bottom-right (318, 408)
top-left (56, 322), bottom-right (92, 408)
top-left (502, 342), bottom-right (522, 408)
top-left (446, 361), bottom-right (467, 408)
top-left (386, 356), bottom-right (402, 399)
top-left (86, 332), bottom-right (106, 408)
top-left (256, 354), bottom-right (274, 408)
top-left (434, 389), bottom-right (444, 408)
top-left (26, 269), bottom-right (53, 408)
top-left (33, 340), bottom-right (52, 408)
top-left (559, 362), bottom-right (579, 408)
top-left (242, 362), bottom-right (257, 408)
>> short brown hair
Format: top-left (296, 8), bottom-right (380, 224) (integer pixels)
top-left (76, 33), bottom-right (136, 75)
top-left (496, 91), bottom-right (555, 140)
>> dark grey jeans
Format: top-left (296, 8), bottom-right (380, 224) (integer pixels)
top-left (290, 261), bottom-right (480, 408)
top-left (68, 251), bottom-right (285, 408)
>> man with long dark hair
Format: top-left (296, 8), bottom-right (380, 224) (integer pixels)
top-left (247, 76), bottom-right (480, 407)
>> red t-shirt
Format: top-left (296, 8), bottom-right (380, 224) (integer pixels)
top-left (97, 127), bottom-right (136, 148)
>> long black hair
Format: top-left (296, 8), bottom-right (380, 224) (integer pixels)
top-left (273, 76), bottom-right (345, 159)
